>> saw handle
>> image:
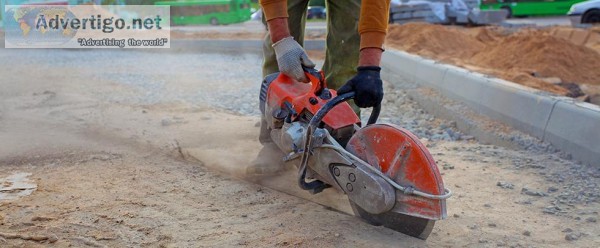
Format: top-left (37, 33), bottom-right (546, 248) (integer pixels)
top-left (310, 92), bottom-right (381, 127)
top-left (366, 97), bottom-right (382, 126)
top-left (302, 67), bottom-right (327, 97)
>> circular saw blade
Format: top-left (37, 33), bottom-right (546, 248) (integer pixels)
top-left (345, 123), bottom-right (447, 239)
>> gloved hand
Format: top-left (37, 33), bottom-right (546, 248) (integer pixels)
top-left (272, 37), bottom-right (316, 82)
top-left (337, 66), bottom-right (384, 108)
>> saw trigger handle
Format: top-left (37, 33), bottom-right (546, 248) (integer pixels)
top-left (302, 67), bottom-right (328, 97)
top-left (311, 92), bottom-right (381, 127)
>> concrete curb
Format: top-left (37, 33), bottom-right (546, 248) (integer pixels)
top-left (381, 49), bottom-right (599, 166)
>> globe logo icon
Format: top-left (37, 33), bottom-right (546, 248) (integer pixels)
top-left (5, 6), bottom-right (78, 47)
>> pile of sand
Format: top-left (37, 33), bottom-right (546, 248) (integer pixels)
top-left (386, 24), bottom-right (485, 59)
top-left (472, 31), bottom-right (600, 85)
top-left (386, 23), bottom-right (600, 100)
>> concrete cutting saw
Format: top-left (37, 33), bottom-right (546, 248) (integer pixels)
top-left (258, 68), bottom-right (452, 239)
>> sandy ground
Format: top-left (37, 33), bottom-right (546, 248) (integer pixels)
top-left (0, 47), bottom-right (598, 248)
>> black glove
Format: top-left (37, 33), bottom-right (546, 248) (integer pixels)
top-left (337, 66), bottom-right (384, 108)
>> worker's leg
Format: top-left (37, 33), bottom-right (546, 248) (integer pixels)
top-left (323, 0), bottom-right (361, 90)
top-left (262, 0), bottom-right (310, 77)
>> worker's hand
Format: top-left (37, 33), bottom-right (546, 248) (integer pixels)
top-left (272, 37), bottom-right (315, 82)
top-left (337, 66), bottom-right (384, 108)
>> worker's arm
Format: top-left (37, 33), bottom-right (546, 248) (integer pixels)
top-left (261, 0), bottom-right (315, 82)
top-left (338, 0), bottom-right (390, 108)
top-left (358, 0), bottom-right (391, 67)
top-left (261, 0), bottom-right (388, 67)
top-left (266, 17), bottom-right (290, 43)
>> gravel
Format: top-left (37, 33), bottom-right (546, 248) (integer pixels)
top-left (565, 232), bottom-right (582, 241)
top-left (521, 187), bottom-right (548, 197)
top-left (497, 181), bottom-right (515, 189)
top-left (373, 83), bottom-right (466, 142)
top-left (0, 49), bottom-right (264, 115)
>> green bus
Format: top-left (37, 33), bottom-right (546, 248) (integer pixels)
top-left (480, 0), bottom-right (587, 17)
top-left (155, 0), bottom-right (251, 25)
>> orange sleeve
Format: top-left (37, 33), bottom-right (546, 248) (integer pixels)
top-left (358, 0), bottom-right (391, 50)
top-left (260, 0), bottom-right (288, 21)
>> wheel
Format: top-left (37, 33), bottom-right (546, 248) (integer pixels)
top-left (501, 6), bottom-right (512, 19)
top-left (210, 17), bottom-right (219, 25)
top-left (583, 9), bottom-right (600, 24)
top-left (349, 201), bottom-right (435, 240)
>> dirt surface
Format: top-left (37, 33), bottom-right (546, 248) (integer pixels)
top-left (0, 47), bottom-right (599, 247)
top-left (386, 23), bottom-right (600, 102)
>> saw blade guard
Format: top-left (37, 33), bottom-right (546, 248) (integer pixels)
top-left (346, 124), bottom-right (448, 220)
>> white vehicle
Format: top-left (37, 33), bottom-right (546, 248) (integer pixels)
top-left (568, 0), bottom-right (600, 25)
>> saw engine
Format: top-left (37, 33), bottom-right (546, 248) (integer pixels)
top-left (258, 68), bottom-right (451, 239)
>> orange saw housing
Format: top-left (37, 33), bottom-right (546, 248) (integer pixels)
top-left (265, 72), bottom-right (360, 131)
